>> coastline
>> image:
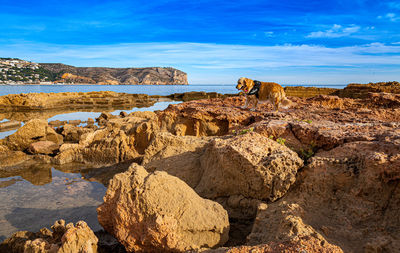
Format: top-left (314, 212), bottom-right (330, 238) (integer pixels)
top-left (0, 82), bottom-right (399, 252)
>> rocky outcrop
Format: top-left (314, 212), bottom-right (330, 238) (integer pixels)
top-left (0, 219), bottom-right (98, 253)
top-left (284, 86), bottom-right (338, 98)
top-left (0, 119), bottom-right (63, 151)
top-left (246, 140), bottom-right (400, 252)
top-left (140, 131), bottom-right (303, 219)
top-left (54, 111), bottom-right (159, 165)
top-left (2, 88), bottom-right (400, 252)
top-left (206, 235), bottom-right (343, 253)
top-left (60, 73), bottom-right (96, 84)
top-left (97, 164), bottom-right (229, 252)
top-left (157, 97), bottom-right (257, 137)
top-left (40, 63), bottom-right (188, 85)
top-left (336, 81), bottom-right (400, 98)
top-left (0, 91), bottom-right (156, 113)
top-left (196, 132), bottom-right (303, 218)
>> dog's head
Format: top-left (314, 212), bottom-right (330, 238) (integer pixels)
top-left (236, 77), bottom-right (254, 93)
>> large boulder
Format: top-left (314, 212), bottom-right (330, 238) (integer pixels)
top-left (140, 132), bottom-right (303, 218)
top-left (97, 164), bottom-right (229, 252)
top-left (1, 119), bottom-right (63, 151)
top-left (196, 132), bottom-right (303, 201)
top-left (142, 131), bottom-right (210, 188)
top-left (0, 219), bottom-right (98, 253)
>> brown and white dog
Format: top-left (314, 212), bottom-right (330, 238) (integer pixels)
top-left (236, 77), bottom-right (291, 111)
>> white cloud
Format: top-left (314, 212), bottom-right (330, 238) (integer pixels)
top-left (0, 41), bottom-right (399, 84)
top-left (306, 24), bottom-right (361, 38)
top-left (264, 31), bottom-right (274, 37)
top-left (378, 13), bottom-right (400, 22)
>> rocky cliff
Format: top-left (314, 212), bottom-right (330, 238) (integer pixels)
top-left (39, 63), bottom-right (188, 85)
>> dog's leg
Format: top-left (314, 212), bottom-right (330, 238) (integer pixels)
top-left (241, 95), bottom-right (249, 109)
top-left (250, 99), bottom-right (258, 111)
top-left (274, 97), bottom-right (280, 111)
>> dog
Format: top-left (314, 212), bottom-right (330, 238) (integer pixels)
top-left (236, 77), bottom-right (291, 111)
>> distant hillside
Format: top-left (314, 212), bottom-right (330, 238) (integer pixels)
top-left (40, 63), bottom-right (188, 85)
top-left (0, 57), bottom-right (188, 85)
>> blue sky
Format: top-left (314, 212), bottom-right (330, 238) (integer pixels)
top-left (0, 0), bottom-right (399, 84)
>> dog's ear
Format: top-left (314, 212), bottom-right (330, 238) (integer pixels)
top-left (244, 78), bottom-right (253, 89)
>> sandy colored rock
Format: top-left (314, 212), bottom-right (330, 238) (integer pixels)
top-left (336, 81), bottom-right (400, 98)
top-left (54, 127), bottom-right (136, 165)
top-left (97, 164), bottom-right (229, 252)
top-left (0, 219), bottom-right (98, 253)
top-left (61, 124), bottom-right (94, 143)
top-left (27, 141), bottom-right (59, 155)
top-left (0, 120), bottom-right (21, 130)
top-left (206, 236), bottom-right (343, 253)
top-left (54, 112), bottom-right (161, 165)
top-left (0, 150), bottom-right (31, 168)
top-left (142, 131), bottom-right (209, 188)
top-left (140, 131), bottom-right (302, 218)
top-left (1, 119), bottom-right (63, 151)
top-left (0, 144), bottom-right (8, 152)
top-left (248, 202), bottom-right (334, 247)
top-left (196, 132), bottom-right (303, 202)
top-left (247, 140), bottom-right (400, 253)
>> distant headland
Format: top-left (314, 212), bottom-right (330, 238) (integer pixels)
top-left (0, 57), bottom-right (188, 85)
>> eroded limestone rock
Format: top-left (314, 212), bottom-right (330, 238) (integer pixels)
top-left (0, 220), bottom-right (98, 253)
top-left (1, 119), bottom-right (63, 151)
top-left (27, 141), bottom-right (59, 155)
top-left (97, 164), bottom-right (229, 252)
top-left (247, 140), bottom-right (400, 252)
top-left (196, 132), bottom-right (303, 202)
top-left (142, 131), bottom-right (210, 188)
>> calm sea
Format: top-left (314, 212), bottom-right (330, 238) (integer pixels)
top-left (0, 84), bottom-right (346, 97)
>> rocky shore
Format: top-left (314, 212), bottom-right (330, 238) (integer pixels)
top-left (0, 82), bottom-right (399, 252)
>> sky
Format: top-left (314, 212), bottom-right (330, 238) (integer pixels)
top-left (0, 0), bottom-right (399, 84)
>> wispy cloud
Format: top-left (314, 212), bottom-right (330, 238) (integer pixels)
top-left (377, 13), bottom-right (400, 22)
top-left (306, 24), bottom-right (361, 38)
top-left (264, 32), bottom-right (274, 37)
top-left (0, 41), bottom-right (399, 84)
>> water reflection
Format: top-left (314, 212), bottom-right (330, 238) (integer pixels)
top-left (0, 167), bottom-right (107, 241)
top-left (0, 99), bottom-right (182, 241)
top-left (0, 163), bottom-right (52, 186)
